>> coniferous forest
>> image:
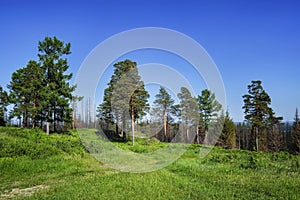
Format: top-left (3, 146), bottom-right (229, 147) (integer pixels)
top-left (0, 37), bottom-right (299, 155)
top-left (1, 1), bottom-right (300, 199)
top-left (0, 36), bottom-right (299, 199)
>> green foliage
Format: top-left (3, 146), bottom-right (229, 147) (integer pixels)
top-left (218, 111), bottom-right (236, 148)
top-left (242, 80), bottom-right (282, 151)
top-left (38, 36), bottom-right (75, 129)
top-left (153, 86), bottom-right (175, 141)
top-left (7, 37), bottom-right (75, 131)
top-left (177, 87), bottom-right (199, 143)
top-left (197, 89), bottom-right (222, 130)
top-left (291, 108), bottom-right (300, 154)
top-left (8, 60), bottom-right (44, 127)
top-left (97, 59), bottom-right (149, 144)
top-left (196, 89), bottom-right (222, 145)
top-left (243, 80), bottom-right (271, 128)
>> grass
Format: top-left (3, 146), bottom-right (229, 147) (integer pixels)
top-left (0, 127), bottom-right (299, 199)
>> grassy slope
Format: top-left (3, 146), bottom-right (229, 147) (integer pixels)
top-left (0, 127), bottom-right (299, 200)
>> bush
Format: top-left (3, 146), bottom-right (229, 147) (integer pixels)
top-left (0, 127), bottom-right (85, 159)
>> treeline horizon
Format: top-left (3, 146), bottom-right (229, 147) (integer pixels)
top-left (0, 36), bottom-right (299, 154)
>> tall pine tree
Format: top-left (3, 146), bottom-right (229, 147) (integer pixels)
top-left (177, 87), bottom-right (199, 143)
top-left (197, 89), bottom-right (222, 144)
top-left (38, 36), bottom-right (75, 134)
top-left (242, 80), bottom-right (281, 151)
top-left (8, 60), bottom-right (43, 128)
top-left (291, 108), bottom-right (300, 154)
top-left (153, 86), bottom-right (175, 141)
top-left (98, 59), bottom-right (149, 145)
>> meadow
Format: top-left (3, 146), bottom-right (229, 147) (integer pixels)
top-left (0, 127), bottom-right (299, 199)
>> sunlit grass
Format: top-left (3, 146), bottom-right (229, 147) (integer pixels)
top-left (0, 127), bottom-right (299, 199)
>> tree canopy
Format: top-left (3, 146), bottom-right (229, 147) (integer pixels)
top-left (243, 80), bottom-right (282, 151)
top-left (153, 86), bottom-right (175, 141)
top-left (98, 59), bottom-right (149, 145)
top-left (7, 36), bottom-right (75, 133)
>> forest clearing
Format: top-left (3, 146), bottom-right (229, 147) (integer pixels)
top-left (0, 127), bottom-right (299, 199)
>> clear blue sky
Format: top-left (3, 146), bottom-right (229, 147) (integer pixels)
top-left (1, 0), bottom-right (300, 122)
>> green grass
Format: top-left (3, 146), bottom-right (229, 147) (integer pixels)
top-left (0, 127), bottom-right (299, 199)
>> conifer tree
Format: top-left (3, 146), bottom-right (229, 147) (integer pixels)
top-left (242, 80), bottom-right (281, 151)
top-left (38, 36), bottom-right (75, 134)
top-left (8, 60), bottom-right (43, 127)
top-left (177, 87), bottom-right (199, 143)
top-left (98, 59), bottom-right (149, 145)
top-left (291, 108), bottom-right (300, 154)
top-left (153, 86), bottom-right (175, 141)
top-left (8, 37), bottom-right (75, 133)
top-left (219, 111), bottom-right (236, 148)
top-left (197, 89), bottom-right (222, 144)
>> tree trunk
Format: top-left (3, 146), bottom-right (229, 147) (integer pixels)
top-left (204, 129), bottom-right (208, 145)
top-left (255, 127), bottom-right (259, 151)
top-left (22, 113), bottom-right (25, 128)
top-left (131, 97), bottom-right (135, 146)
top-left (72, 101), bottom-right (75, 129)
top-left (163, 105), bottom-right (167, 141)
top-left (116, 118), bottom-right (119, 136)
top-left (19, 117), bottom-right (22, 128)
top-left (122, 111), bottom-right (126, 141)
top-left (53, 109), bottom-right (57, 133)
top-left (185, 120), bottom-right (189, 143)
top-left (131, 107), bottom-right (135, 146)
top-left (196, 125), bottom-right (200, 144)
top-left (46, 122), bottom-right (50, 135)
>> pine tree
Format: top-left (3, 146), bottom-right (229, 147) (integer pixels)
top-left (0, 86), bottom-right (8, 126)
top-left (177, 87), bottom-right (199, 143)
top-left (97, 88), bottom-right (114, 131)
top-left (8, 60), bottom-right (43, 128)
top-left (98, 59), bottom-right (149, 145)
top-left (38, 36), bottom-right (75, 134)
top-left (266, 107), bottom-right (283, 152)
top-left (218, 111), bottom-right (236, 148)
top-left (242, 80), bottom-right (280, 151)
top-left (291, 108), bottom-right (300, 154)
top-left (153, 86), bottom-right (175, 141)
top-left (197, 89), bottom-right (222, 144)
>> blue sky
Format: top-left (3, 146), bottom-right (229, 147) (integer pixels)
top-left (0, 0), bottom-right (300, 122)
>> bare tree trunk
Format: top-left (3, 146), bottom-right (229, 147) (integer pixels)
top-left (131, 107), bottom-right (135, 146)
top-left (46, 122), bottom-right (49, 135)
top-left (53, 109), bottom-right (57, 133)
top-left (116, 118), bottom-right (119, 136)
top-left (185, 120), bottom-right (189, 143)
top-left (131, 97), bottom-right (135, 146)
top-left (255, 127), bottom-right (259, 151)
top-left (22, 113), bottom-right (25, 128)
top-left (33, 98), bottom-right (36, 128)
top-left (204, 129), bottom-right (208, 145)
top-left (238, 131), bottom-right (241, 150)
top-left (196, 125), bottom-right (200, 144)
top-left (163, 105), bottom-right (167, 141)
top-left (122, 111), bottom-right (126, 141)
top-left (186, 128), bottom-right (189, 143)
top-left (72, 101), bottom-right (75, 129)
